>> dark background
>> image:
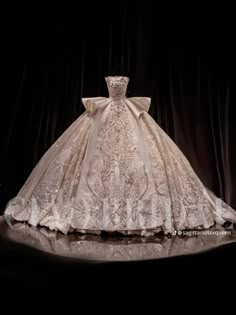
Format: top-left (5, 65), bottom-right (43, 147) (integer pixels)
top-left (0, 2), bottom-right (235, 211)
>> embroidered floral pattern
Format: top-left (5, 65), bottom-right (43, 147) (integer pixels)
top-left (86, 98), bottom-right (149, 227)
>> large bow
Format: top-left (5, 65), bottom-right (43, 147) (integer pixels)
top-left (82, 97), bottom-right (151, 118)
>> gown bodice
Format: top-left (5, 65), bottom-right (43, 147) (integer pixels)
top-left (82, 76), bottom-right (151, 118)
top-left (105, 76), bottom-right (129, 100)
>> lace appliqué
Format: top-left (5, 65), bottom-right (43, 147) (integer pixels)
top-left (86, 100), bottom-right (149, 228)
top-left (142, 114), bottom-right (218, 232)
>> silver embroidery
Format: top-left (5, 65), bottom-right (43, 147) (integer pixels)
top-left (86, 97), bottom-right (149, 226)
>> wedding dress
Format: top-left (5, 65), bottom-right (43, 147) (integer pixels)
top-left (4, 76), bottom-right (236, 236)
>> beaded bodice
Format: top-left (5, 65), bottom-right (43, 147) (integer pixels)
top-left (105, 76), bottom-right (129, 100)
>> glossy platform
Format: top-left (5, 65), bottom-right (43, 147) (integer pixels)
top-left (1, 216), bottom-right (236, 287)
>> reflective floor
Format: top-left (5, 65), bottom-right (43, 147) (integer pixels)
top-left (1, 216), bottom-right (236, 288)
top-left (1, 216), bottom-right (236, 261)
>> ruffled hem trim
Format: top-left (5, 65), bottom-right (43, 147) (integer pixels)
top-left (4, 213), bottom-right (219, 237)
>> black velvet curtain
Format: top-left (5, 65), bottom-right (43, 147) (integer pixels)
top-left (1, 3), bottom-right (235, 211)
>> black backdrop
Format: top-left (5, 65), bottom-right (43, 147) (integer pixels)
top-left (1, 2), bottom-right (235, 211)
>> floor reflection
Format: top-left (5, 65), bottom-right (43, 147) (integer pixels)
top-left (1, 216), bottom-right (236, 261)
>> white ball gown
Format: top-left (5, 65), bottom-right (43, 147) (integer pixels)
top-left (4, 76), bottom-right (236, 236)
